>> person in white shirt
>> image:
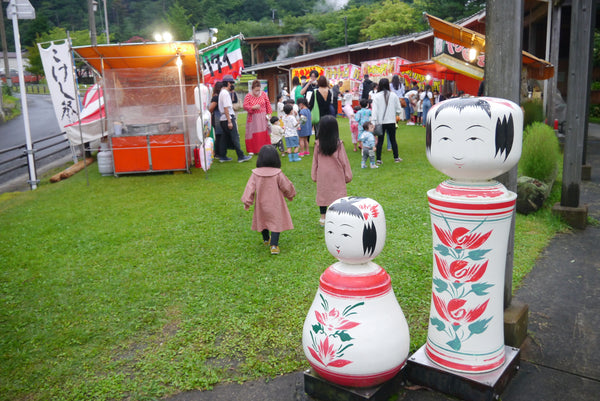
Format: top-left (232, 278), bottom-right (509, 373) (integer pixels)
top-left (218, 74), bottom-right (252, 163)
top-left (404, 88), bottom-right (418, 125)
top-left (371, 78), bottom-right (403, 164)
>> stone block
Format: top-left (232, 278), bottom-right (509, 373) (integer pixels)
top-left (504, 300), bottom-right (529, 347)
top-left (552, 203), bottom-right (588, 229)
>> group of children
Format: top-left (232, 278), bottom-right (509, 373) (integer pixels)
top-left (242, 115), bottom-right (352, 256)
top-left (271, 96), bottom-right (312, 161)
top-left (348, 98), bottom-right (379, 169)
top-left (271, 93), bottom-right (382, 171)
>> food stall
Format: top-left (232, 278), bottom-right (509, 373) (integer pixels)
top-left (73, 42), bottom-right (200, 175)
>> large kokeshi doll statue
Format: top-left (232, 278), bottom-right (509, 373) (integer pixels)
top-left (302, 197), bottom-right (410, 387)
top-left (424, 97), bottom-right (523, 373)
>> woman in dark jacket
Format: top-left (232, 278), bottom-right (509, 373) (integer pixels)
top-left (308, 76), bottom-right (333, 136)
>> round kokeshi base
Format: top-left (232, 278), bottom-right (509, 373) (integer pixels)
top-left (302, 262), bottom-right (410, 388)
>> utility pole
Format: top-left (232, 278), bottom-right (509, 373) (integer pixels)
top-left (102, 0), bottom-right (109, 44)
top-left (344, 16), bottom-right (347, 47)
top-left (0, 0), bottom-right (11, 111)
top-left (0, 2), bottom-right (4, 119)
top-left (0, 1), bottom-right (10, 78)
top-left (88, 0), bottom-right (97, 46)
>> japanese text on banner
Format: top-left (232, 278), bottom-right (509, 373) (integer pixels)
top-left (38, 41), bottom-right (79, 130)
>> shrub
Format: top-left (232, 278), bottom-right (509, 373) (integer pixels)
top-left (522, 100), bottom-right (545, 127)
top-left (520, 122), bottom-right (560, 182)
top-left (590, 103), bottom-right (600, 120)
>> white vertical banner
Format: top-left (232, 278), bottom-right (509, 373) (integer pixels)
top-left (38, 41), bottom-right (79, 130)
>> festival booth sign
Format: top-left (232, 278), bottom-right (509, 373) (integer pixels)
top-left (424, 13), bottom-right (554, 81)
top-left (291, 65), bottom-right (324, 81)
top-left (360, 57), bottom-right (410, 98)
top-left (323, 64), bottom-right (361, 85)
top-left (323, 64), bottom-right (361, 113)
top-left (360, 58), bottom-right (396, 81)
top-left (73, 42), bottom-right (200, 175)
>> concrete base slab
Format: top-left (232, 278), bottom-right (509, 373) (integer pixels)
top-left (552, 202), bottom-right (588, 229)
top-left (404, 345), bottom-right (520, 401)
top-left (581, 164), bottom-right (592, 181)
top-left (503, 300), bottom-right (529, 347)
top-left (303, 368), bottom-right (403, 401)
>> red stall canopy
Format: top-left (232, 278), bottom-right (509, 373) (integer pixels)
top-left (399, 60), bottom-right (481, 96)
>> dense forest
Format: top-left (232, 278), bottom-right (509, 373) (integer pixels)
top-left (2, 0), bottom-right (485, 75)
top-left (4, 0), bottom-right (484, 48)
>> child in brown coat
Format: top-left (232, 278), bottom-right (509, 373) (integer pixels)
top-left (242, 145), bottom-right (296, 255)
top-left (311, 115), bottom-right (353, 227)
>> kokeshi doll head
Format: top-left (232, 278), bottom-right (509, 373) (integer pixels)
top-left (325, 197), bottom-right (386, 265)
top-left (425, 97), bottom-right (523, 181)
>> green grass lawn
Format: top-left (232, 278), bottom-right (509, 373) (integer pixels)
top-left (1, 93), bottom-right (21, 121)
top-left (0, 115), bottom-right (567, 400)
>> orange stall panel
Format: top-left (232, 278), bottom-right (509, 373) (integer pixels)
top-left (149, 134), bottom-right (187, 171)
top-left (111, 136), bottom-right (150, 173)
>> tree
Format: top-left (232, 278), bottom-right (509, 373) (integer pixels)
top-left (318, 6), bottom-right (369, 48)
top-left (164, 1), bottom-right (192, 41)
top-left (360, 0), bottom-right (424, 41)
top-left (412, 0), bottom-right (486, 22)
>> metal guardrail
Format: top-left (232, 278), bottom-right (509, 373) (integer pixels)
top-left (0, 131), bottom-right (71, 182)
top-left (9, 83), bottom-right (49, 95)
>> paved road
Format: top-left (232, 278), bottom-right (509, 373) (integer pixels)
top-left (0, 93), bottom-right (71, 188)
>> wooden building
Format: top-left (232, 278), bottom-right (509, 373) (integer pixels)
top-left (243, 13), bottom-right (487, 103)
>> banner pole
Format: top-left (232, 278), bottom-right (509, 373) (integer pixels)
top-left (67, 31), bottom-right (89, 186)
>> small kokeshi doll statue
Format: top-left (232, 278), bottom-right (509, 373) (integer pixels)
top-left (424, 97), bottom-right (523, 373)
top-left (302, 197), bottom-right (410, 387)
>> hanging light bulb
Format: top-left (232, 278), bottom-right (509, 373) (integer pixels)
top-left (469, 47), bottom-right (478, 62)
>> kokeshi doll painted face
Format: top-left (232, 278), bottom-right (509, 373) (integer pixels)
top-left (324, 197), bottom-right (386, 265)
top-left (425, 97), bottom-right (523, 181)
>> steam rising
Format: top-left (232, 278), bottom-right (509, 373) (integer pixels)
top-left (276, 1), bottom-right (349, 61)
top-left (315, 0), bottom-right (349, 12)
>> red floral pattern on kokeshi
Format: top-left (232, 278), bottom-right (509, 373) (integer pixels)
top-left (425, 180), bottom-right (516, 373)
